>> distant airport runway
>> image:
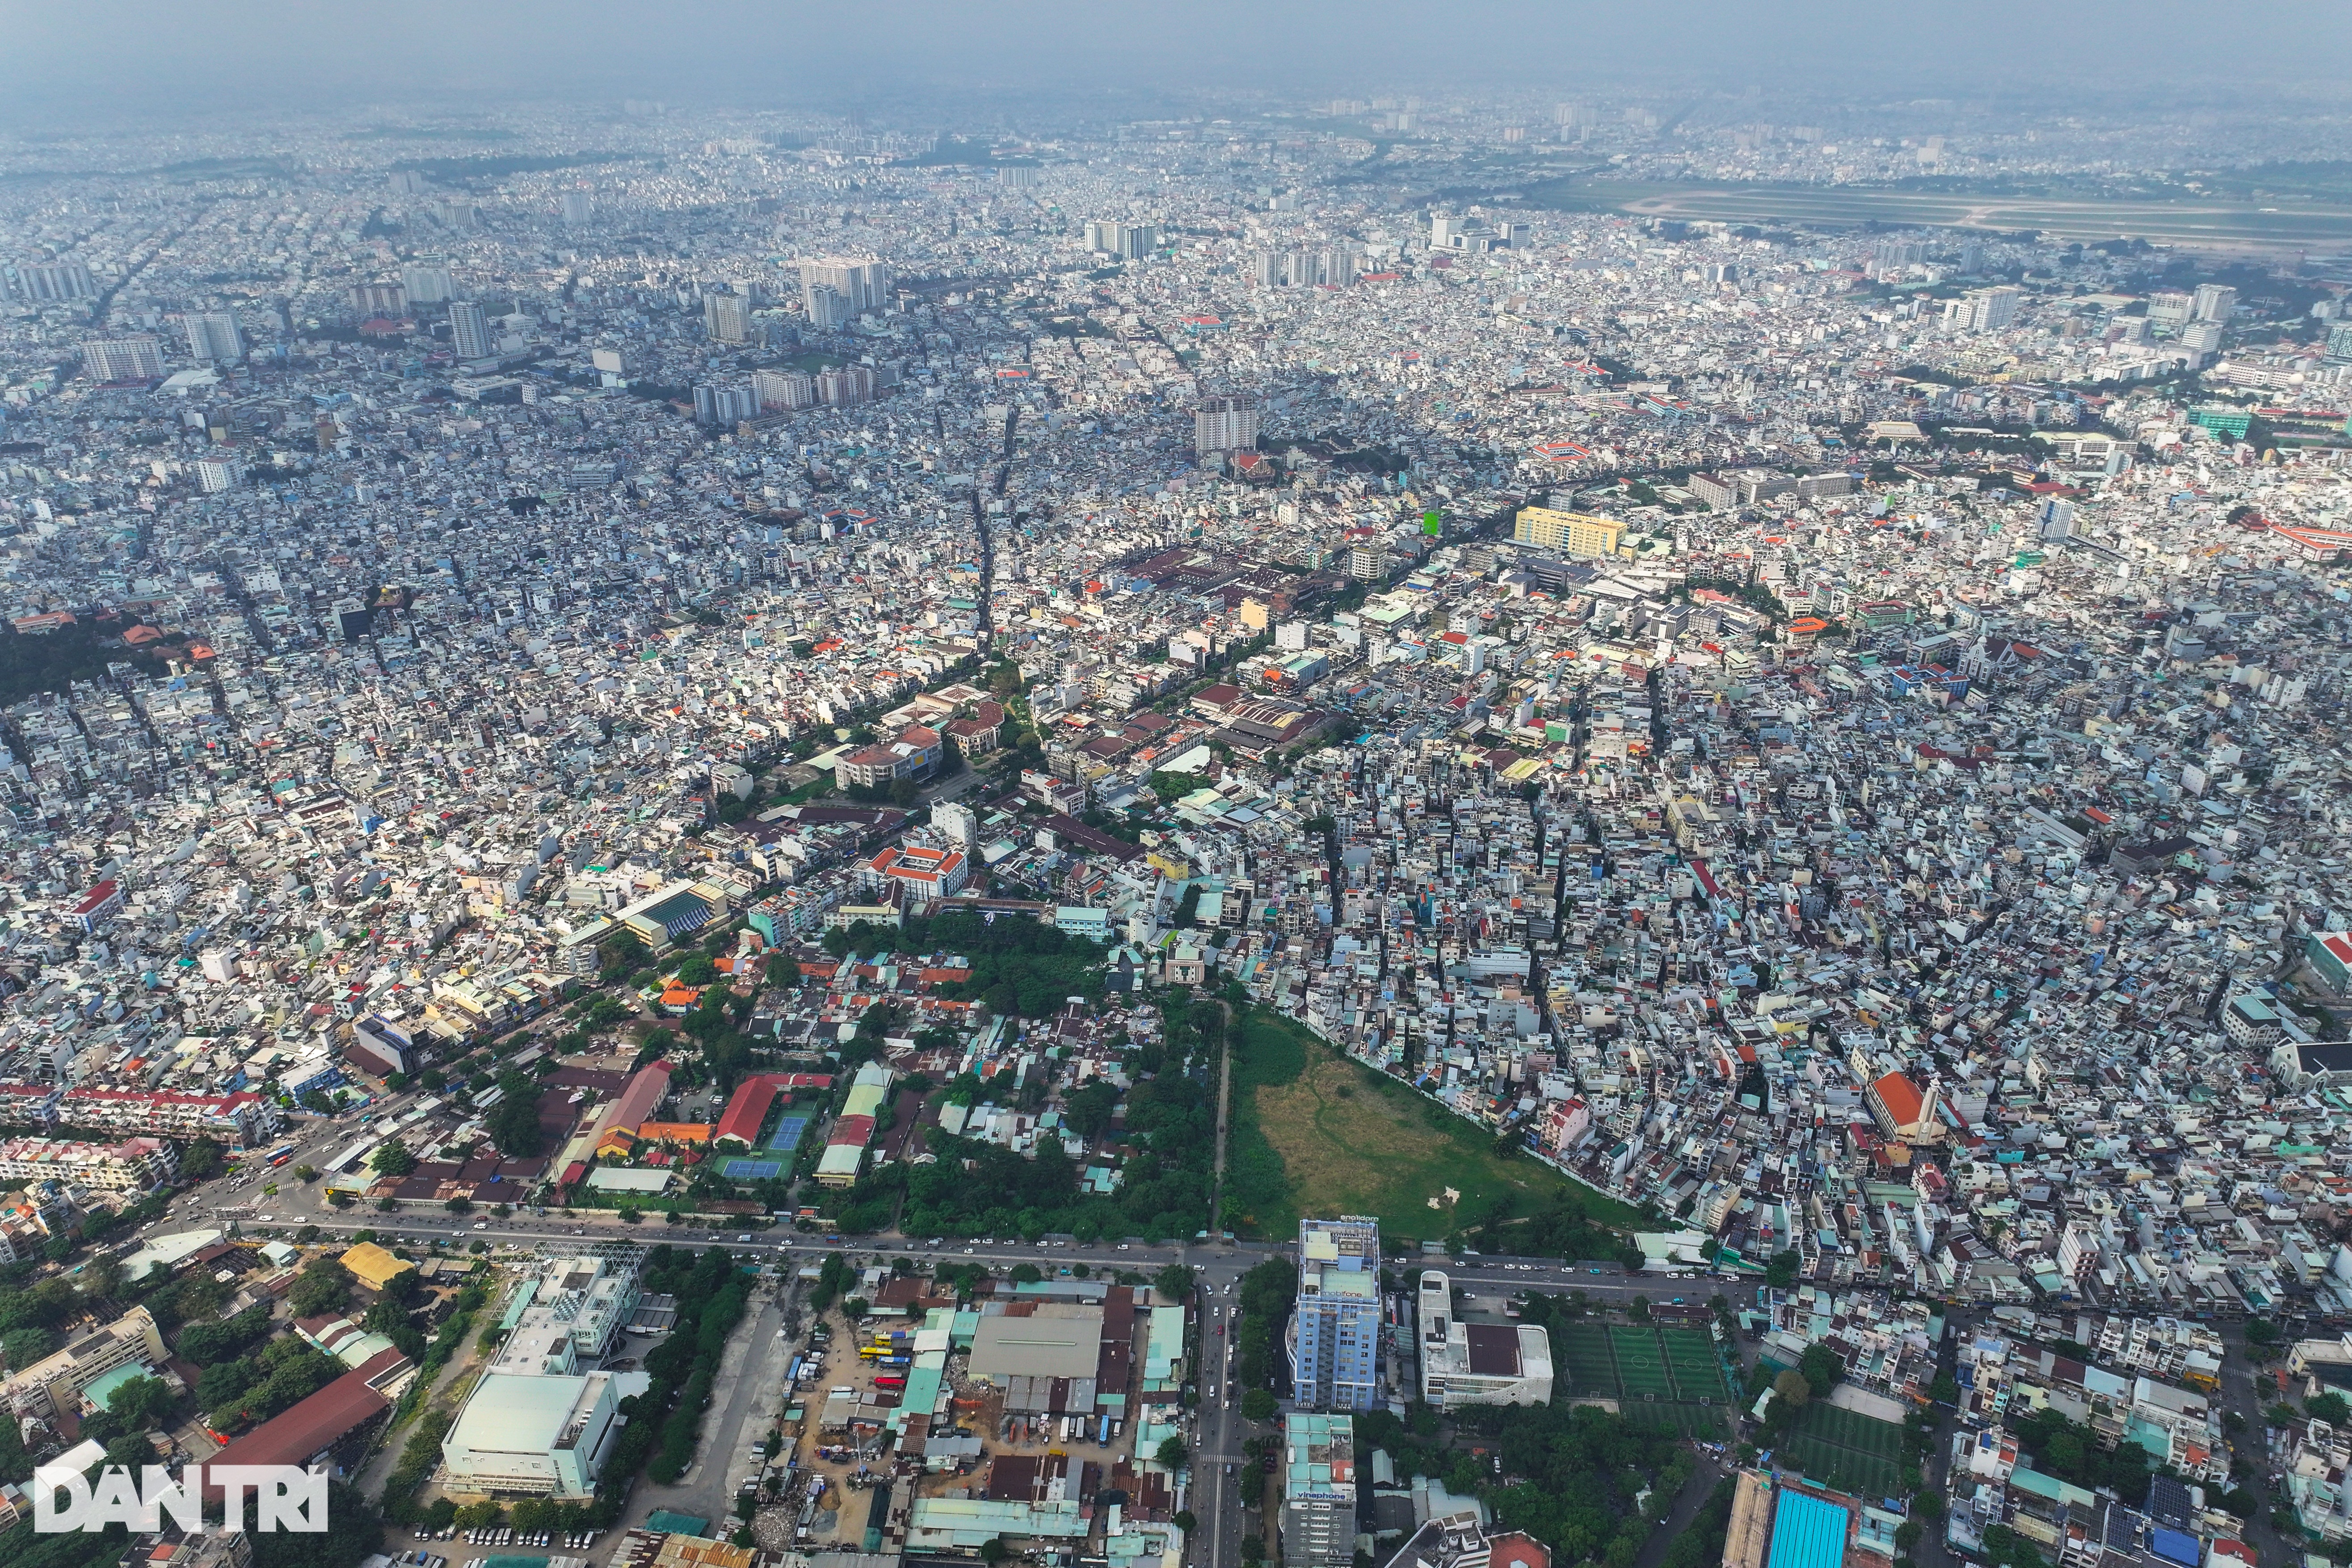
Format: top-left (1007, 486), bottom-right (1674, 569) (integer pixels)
top-left (1535, 180), bottom-right (2352, 249)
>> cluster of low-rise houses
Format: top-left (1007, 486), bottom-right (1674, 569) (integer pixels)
top-left (3, 84), bottom-right (2352, 1568)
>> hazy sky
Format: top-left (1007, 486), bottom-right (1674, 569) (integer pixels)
top-left (7, 0), bottom-right (2351, 123)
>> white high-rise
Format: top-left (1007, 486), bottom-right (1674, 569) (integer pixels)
top-left (1083, 221), bottom-right (1157, 259)
top-left (184, 312), bottom-right (244, 362)
top-left (798, 257), bottom-right (890, 319)
top-left (82, 337), bottom-right (164, 383)
top-left (1194, 395), bottom-right (1261, 454)
top-left (2193, 283), bottom-right (2237, 323)
top-left (561, 191), bottom-right (593, 226)
top-left (447, 300), bottom-right (492, 361)
top-left (400, 261), bottom-right (454, 304)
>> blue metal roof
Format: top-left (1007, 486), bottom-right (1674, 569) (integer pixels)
top-left (1766, 1488), bottom-right (1848, 1568)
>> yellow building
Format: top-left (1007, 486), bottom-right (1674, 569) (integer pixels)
top-left (341, 1240), bottom-right (417, 1292)
top-left (1513, 506), bottom-right (1625, 559)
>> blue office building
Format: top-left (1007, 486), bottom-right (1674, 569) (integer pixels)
top-left (1290, 1216), bottom-right (1381, 1412)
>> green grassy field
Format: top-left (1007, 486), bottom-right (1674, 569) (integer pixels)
top-left (1229, 1014), bottom-right (1642, 1244)
top-left (1774, 1401), bottom-right (1907, 1501)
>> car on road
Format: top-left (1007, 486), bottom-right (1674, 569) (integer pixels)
top-left (1588, 1268), bottom-right (1603, 1276)
top-left (473, 1221), bottom-right (488, 1231)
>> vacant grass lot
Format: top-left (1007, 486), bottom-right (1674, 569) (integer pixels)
top-left (1229, 1012), bottom-right (1640, 1245)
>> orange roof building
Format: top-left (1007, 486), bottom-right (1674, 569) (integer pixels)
top-left (635, 1122), bottom-right (711, 1145)
top-left (1865, 1071), bottom-right (1939, 1143)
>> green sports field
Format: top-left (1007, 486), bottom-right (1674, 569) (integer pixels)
top-left (1773, 1400), bottom-right (1908, 1501)
top-left (1551, 1323), bottom-right (1735, 1438)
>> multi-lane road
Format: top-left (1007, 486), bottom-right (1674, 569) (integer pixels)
top-left (137, 1104), bottom-right (1733, 1568)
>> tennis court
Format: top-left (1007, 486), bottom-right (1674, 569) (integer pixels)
top-left (723, 1158), bottom-right (783, 1181)
top-left (768, 1114), bottom-right (809, 1152)
top-left (1776, 1401), bottom-right (1906, 1501)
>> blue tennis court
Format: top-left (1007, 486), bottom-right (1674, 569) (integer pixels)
top-left (723, 1158), bottom-right (783, 1181)
top-left (767, 1115), bottom-right (809, 1152)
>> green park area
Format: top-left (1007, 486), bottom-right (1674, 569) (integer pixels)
top-left (1223, 1008), bottom-right (1646, 1250)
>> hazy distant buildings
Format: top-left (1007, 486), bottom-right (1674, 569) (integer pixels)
top-left (799, 257), bottom-right (890, 322)
top-left (1942, 286), bottom-right (2023, 334)
top-left (81, 336), bottom-right (163, 383)
top-left (705, 291), bottom-right (754, 345)
top-left (349, 281), bottom-right (407, 316)
top-left (1251, 246), bottom-right (1364, 288)
top-left (192, 457), bottom-right (244, 494)
top-left (1513, 505), bottom-right (1624, 559)
top-left (753, 369), bottom-right (815, 411)
top-left (17, 257), bottom-right (97, 302)
top-left (1195, 395), bottom-right (1262, 454)
top-left (693, 382), bottom-right (759, 426)
top-left (561, 190), bottom-right (594, 225)
top-left (183, 312), bottom-right (244, 363)
top-left (1084, 220), bottom-right (1158, 259)
top-left (400, 261), bottom-right (454, 305)
top-left (447, 300), bottom-right (492, 362)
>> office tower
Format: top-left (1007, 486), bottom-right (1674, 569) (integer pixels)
top-left (18, 257), bottom-right (97, 302)
top-left (446, 300), bottom-right (492, 361)
top-left (1194, 395), bottom-right (1261, 454)
top-left (333, 599), bottom-right (374, 641)
top-left (1292, 1216), bottom-right (1380, 1412)
top-left (1083, 221), bottom-right (1158, 260)
top-left (431, 198), bottom-right (479, 231)
top-left (562, 190), bottom-right (594, 225)
top-left (400, 261), bottom-right (454, 305)
top-left (2038, 497), bottom-right (2074, 541)
top-left (998, 165), bottom-right (1040, 191)
top-left (753, 370), bottom-right (815, 411)
top-left (2193, 283), bottom-right (2237, 323)
top-left (705, 291), bottom-right (753, 345)
top-left (799, 256), bottom-right (891, 318)
top-left (1429, 213), bottom-right (1461, 248)
top-left (1955, 240), bottom-right (1984, 274)
top-left (184, 312), bottom-right (245, 362)
top-left (81, 336), bottom-right (164, 383)
top-left (1279, 1412), bottom-right (1356, 1568)
top-left (388, 171), bottom-right (427, 195)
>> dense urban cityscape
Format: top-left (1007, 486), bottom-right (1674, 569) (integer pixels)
top-left (2, 21), bottom-right (2352, 1568)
